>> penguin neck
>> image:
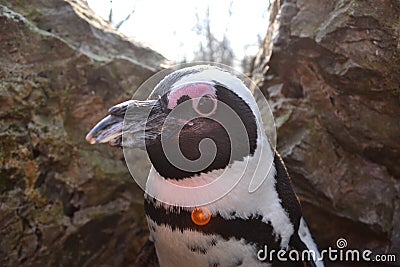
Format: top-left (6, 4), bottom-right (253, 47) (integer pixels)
top-left (145, 136), bottom-right (277, 216)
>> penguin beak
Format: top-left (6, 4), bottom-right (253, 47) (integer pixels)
top-left (85, 99), bottom-right (169, 148)
top-left (85, 114), bottom-right (124, 146)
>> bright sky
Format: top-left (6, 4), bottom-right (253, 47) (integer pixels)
top-left (87, 0), bottom-right (269, 65)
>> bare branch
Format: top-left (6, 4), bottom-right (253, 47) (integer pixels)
top-left (115, 9), bottom-right (135, 29)
top-left (108, 0), bottom-right (113, 23)
top-left (106, 0), bottom-right (135, 30)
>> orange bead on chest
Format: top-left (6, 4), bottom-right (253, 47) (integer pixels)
top-left (191, 207), bottom-right (211, 226)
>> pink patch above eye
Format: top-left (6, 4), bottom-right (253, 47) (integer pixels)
top-left (167, 83), bottom-right (216, 109)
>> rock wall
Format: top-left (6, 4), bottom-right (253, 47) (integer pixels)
top-left (0, 0), bottom-right (167, 266)
top-left (252, 0), bottom-right (400, 264)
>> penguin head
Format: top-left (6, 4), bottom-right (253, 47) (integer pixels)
top-left (86, 65), bottom-right (262, 180)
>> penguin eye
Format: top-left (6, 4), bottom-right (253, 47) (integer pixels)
top-left (167, 82), bottom-right (216, 110)
top-left (193, 95), bottom-right (217, 116)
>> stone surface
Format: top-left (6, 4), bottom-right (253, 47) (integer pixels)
top-left (252, 0), bottom-right (400, 265)
top-left (0, 0), bottom-right (168, 266)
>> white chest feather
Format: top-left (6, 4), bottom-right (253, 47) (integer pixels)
top-left (147, 217), bottom-right (270, 267)
top-left (145, 138), bottom-right (294, 250)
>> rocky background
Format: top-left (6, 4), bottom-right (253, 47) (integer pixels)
top-left (0, 0), bottom-right (399, 266)
top-left (251, 0), bottom-right (400, 265)
top-left (0, 0), bottom-right (168, 266)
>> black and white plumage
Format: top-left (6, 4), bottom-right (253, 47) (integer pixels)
top-left (86, 65), bottom-right (324, 267)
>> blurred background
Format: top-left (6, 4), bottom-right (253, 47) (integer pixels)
top-left (87, 0), bottom-right (269, 70)
top-left (0, 0), bottom-right (399, 266)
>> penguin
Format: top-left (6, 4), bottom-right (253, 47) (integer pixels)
top-left (86, 65), bottom-right (324, 267)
